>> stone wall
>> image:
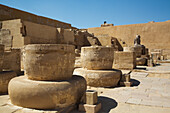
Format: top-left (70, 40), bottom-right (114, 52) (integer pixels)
top-left (1, 19), bottom-right (75, 49)
top-left (88, 21), bottom-right (170, 50)
top-left (0, 29), bottom-right (12, 50)
top-left (0, 4), bottom-right (71, 29)
top-left (3, 49), bottom-right (21, 75)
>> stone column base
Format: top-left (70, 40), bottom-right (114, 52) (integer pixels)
top-left (74, 68), bottom-right (121, 87)
top-left (8, 75), bottom-right (86, 110)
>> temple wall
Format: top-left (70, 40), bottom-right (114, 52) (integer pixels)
top-left (0, 4), bottom-right (71, 29)
top-left (88, 21), bottom-right (170, 50)
top-left (1, 19), bottom-right (74, 49)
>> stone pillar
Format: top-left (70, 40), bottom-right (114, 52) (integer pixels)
top-left (74, 46), bottom-right (121, 87)
top-left (81, 46), bottom-right (114, 70)
top-left (8, 44), bottom-right (87, 110)
top-left (24, 44), bottom-right (75, 81)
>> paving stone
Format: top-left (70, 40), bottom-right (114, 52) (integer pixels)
top-left (126, 98), bottom-right (142, 105)
top-left (0, 95), bottom-right (9, 106)
top-left (140, 99), bottom-right (163, 107)
top-left (162, 101), bottom-right (170, 108)
top-left (116, 95), bottom-right (130, 103)
top-left (131, 72), bottom-right (148, 78)
top-left (0, 105), bottom-right (19, 113)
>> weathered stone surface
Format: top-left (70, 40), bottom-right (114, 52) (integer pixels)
top-left (123, 47), bottom-right (135, 52)
top-left (136, 57), bottom-right (147, 66)
top-left (81, 46), bottom-right (114, 70)
top-left (24, 44), bottom-right (75, 81)
top-left (0, 44), bottom-right (4, 71)
top-left (88, 21), bottom-right (170, 51)
top-left (134, 45), bottom-right (142, 58)
top-left (74, 57), bottom-right (81, 68)
top-left (2, 49), bottom-right (21, 75)
top-left (1, 19), bottom-right (74, 50)
top-left (0, 29), bottom-right (12, 51)
top-left (0, 4), bottom-right (71, 29)
top-left (0, 71), bottom-right (16, 94)
top-left (113, 51), bottom-right (136, 70)
top-left (56, 28), bottom-right (75, 45)
top-left (79, 103), bottom-right (101, 113)
top-left (8, 75), bottom-right (86, 109)
top-left (85, 90), bottom-right (98, 105)
top-left (74, 68), bottom-right (121, 87)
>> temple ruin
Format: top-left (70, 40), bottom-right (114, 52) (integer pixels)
top-left (0, 4), bottom-right (170, 113)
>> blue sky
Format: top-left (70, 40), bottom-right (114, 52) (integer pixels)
top-left (0, 0), bottom-right (170, 28)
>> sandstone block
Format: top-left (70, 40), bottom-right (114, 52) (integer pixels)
top-left (74, 68), bottom-right (121, 87)
top-left (74, 57), bottom-right (81, 68)
top-left (123, 47), bottom-right (135, 52)
top-left (85, 90), bottom-right (98, 105)
top-left (0, 71), bottom-right (16, 94)
top-left (81, 46), bottom-right (114, 70)
top-left (0, 44), bottom-right (4, 71)
top-left (0, 29), bottom-right (13, 50)
top-left (134, 45), bottom-right (142, 58)
top-left (24, 44), bottom-right (75, 81)
top-left (79, 103), bottom-right (101, 113)
top-left (113, 51), bottom-right (136, 70)
top-left (8, 75), bottom-right (86, 109)
top-left (136, 57), bottom-right (147, 66)
top-left (3, 49), bottom-right (21, 75)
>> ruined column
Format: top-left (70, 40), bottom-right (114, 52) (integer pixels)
top-left (8, 44), bottom-right (87, 110)
top-left (74, 46), bottom-right (121, 87)
top-left (24, 44), bottom-right (75, 80)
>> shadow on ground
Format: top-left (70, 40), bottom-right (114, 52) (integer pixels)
top-left (135, 67), bottom-right (146, 70)
top-left (130, 79), bottom-right (140, 86)
top-left (98, 96), bottom-right (118, 113)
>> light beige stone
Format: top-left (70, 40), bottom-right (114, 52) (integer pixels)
top-left (0, 71), bottom-right (16, 94)
top-left (8, 75), bottom-right (86, 109)
top-left (81, 46), bottom-right (114, 70)
top-left (85, 90), bottom-right (98, 105)
top-left (74, 57), bottom-right (81, 68)
top-left (79, 103), bottom-right (101, 113)
top-left (113, 51), bottom-right (136, 70)
top-left (136, 57), bottom-right (147, 66)
top-left (123, 47), bottom-right (135, 52)
top-left (74, 68), bottom-right (121, 87)
top-left (24, 44), bottom-right (75, 81)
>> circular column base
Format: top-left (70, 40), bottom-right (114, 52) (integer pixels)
top-left (0, 71), bottom-right (17, 94)
top-left (8, 75), bottom-right (86, 110)
top-left (74, 68), bottom-right (121, 87)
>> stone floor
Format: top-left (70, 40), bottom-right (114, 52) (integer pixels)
top-left (0, 63), bottom-right (170, 113)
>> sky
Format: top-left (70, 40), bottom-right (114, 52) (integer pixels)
top-left (0, 0), bottom-right (170, 28)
